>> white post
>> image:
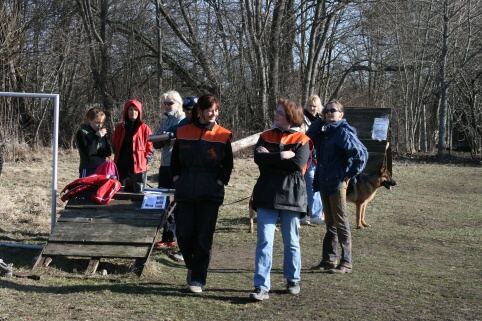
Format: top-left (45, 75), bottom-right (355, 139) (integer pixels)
top-left (0, 92), bottom-right (59, 235)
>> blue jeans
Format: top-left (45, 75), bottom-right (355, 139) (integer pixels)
top-left (253, 208), bottom-right (301, 292)
top-left (304, 161), bottom-right (323, 218)
top-left (321, 181), bottom-right (352, 268)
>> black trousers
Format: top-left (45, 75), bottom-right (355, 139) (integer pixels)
top-left (118, 168), bottom-right (146, 187)
top-left (175, 200), bottom-right (220, 286)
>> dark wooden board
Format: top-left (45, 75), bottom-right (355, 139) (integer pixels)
top-left (41, 243), bottom-right (150, 258)
top-left (47, 222), bottom-right (158, 243)
top-left (58, 209), bottom-right (164, 222)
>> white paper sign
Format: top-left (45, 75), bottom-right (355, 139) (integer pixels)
top-left (141, 194), bottom-right (167, 209)
top-left (371, 118), bottom-right (390, 141)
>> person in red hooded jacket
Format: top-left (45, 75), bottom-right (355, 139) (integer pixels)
top-left (112, 99), bottom-right (154, 187)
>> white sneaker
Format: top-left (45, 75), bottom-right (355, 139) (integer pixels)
top-left (300, 217), bottom-right (311, 225)
top-left (310, 216), bottom-right (325, 225)
top-left (189, 281), bottom-right (205, 293)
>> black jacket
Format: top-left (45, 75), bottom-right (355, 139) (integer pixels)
top-left (171, 119), bottom-right (233, 204)
top-left (76, 124), bottom-right (111, 171)
top-left (251, 126), bottom-right (312, 212)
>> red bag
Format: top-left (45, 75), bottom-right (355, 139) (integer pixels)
top-left (60, 174), bottom-right (121, 205)
top-left (95, 156), bottom-right (119, 180)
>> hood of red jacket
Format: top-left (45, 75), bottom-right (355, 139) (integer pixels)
top-left (123, 99), bottom-right (144, 123)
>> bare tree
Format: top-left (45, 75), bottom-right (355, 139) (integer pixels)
top-left (75, 0), bottom-right (117, 123)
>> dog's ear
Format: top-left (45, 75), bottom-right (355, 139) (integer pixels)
top-left (379, 163), bottom-right (386, 173)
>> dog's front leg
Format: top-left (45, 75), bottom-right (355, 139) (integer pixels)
top-left (360, 203), bottom-right (370, 228)
top-left (355, 203), bottom-right (364, 229)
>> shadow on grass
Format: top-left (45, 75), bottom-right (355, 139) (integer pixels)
top-left (0, 247), bottom-right (43, 269)
top-left (0, 277), bottom-right (256, 305)
top-left (0, 227), bottom-right (49, 244)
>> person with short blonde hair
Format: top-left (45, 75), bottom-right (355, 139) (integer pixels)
top-left (153, 90), bottom-right (186, 250)
top-left (300, 95), bottom-right (324, 225)
top-left (155, 90), bottom-right (185, 189)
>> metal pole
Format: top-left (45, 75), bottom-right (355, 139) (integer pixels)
top-left (52, 94), bottom-right (59, 233)
top-left (422, 103), bottom-right (427, 152)
top-left (0, 92), bottom-right (59, 235)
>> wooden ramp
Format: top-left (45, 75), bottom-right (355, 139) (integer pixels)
top-left (33, 192), bottom-right (171, 276)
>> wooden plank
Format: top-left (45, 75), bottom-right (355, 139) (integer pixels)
top-left (92, 208), bottom-right (163, 215)
top-left (34, 196), bottom-right (167, 276)
top-left (58, 209), bottom-right (165, 221)
top-left (42, 243), bottom-right (149, 258)
top-left (48, 223), bottom-right (158, 243)
top-left (33, 255), bottom-right (45, 269)
top-left (85, 258), bottom-right (100, 274)
top-left (57, 217), bottom-right (164, 225)
top-left (66, 198), bottom-right (142, 210)
top-left (113, 191), bottom-right (148, 201)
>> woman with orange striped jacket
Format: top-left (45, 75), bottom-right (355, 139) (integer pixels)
top-left (249, 98), bottom-right (312, 301)
top-left (170, 94), bottom-right (233, 294)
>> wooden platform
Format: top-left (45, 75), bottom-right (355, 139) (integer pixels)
top-left (33, 192), bottom-right (171, 276)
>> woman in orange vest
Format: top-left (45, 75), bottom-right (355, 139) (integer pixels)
top-left (249, 98), bottom-right (312, 301)
top-left (170, 94), bottom-right (233, 294)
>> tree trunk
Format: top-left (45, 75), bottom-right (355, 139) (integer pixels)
top-left (437, 0), bottom-right (449, 158)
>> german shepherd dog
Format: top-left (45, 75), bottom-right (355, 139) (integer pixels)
top-left (346, 164), bottom-right (397, 229)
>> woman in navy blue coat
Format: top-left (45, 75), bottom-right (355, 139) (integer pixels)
top-left (307, 99), bottom-right (368, 274)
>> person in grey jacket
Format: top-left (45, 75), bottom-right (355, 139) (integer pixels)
top-left (249, 98), bottom-right (312, 301)
top-left (76, 108), bottom-right (111, 177)
top-left (307, 99), bottom-right (368, 274)
top-left (154, 90), bottom-right (185, 189)
top-left (154, 90), bottom-right (185, 249)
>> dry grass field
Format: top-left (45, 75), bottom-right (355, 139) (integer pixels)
top-left (0, 147), bottom-right (481, 321)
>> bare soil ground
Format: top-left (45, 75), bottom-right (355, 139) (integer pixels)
top-left (0, 149), bottom-right (481, 321)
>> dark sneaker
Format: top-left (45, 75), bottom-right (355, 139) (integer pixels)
top-left (186, 269), bottom-right (192, 285)
top-left (328, 265), bottom-right (352, 274)
top-left (310, 261), bottom-right (337, 271)
top-left (249, 288), bottom-right (269, 301)
top-left (286, 281), bottom-right (300, 295)
top-left (189, 281), bottom-right (205, 293)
